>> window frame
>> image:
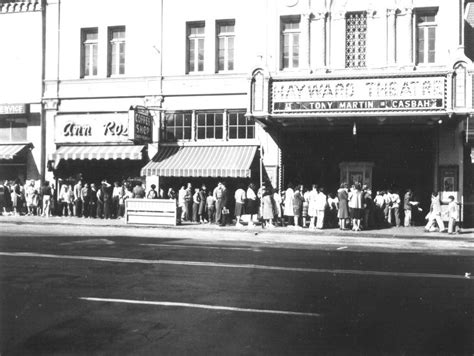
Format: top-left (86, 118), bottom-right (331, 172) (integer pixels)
top-left (186, 21), bottom-right (205, 74)
top-left (345, 11), bottom-right (367, 69)
top-left (216, 20), bottom-right (235, 72)
top-left (196, 111), bottom-right (224, 140)
top-left (415, 10), bottom-right (438, 65)
top-left (228, 111), bottom-right (255, 140)
top-left (280, 16), bottom-right (301, 70)
top-left (164, 112), bottom-right (193, 142)
top-left (108, 26), bottom-right (126, 77)
top-left (80, 27), bottom-right (99, 78)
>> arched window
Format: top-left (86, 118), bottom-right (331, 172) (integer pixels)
top-left (251, 70), bottom-right (265, 113)
top-left (453, 62), bottom-right (467, 108)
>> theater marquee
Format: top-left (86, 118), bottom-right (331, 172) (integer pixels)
top-left (271, 75), bottom-right (446, 114)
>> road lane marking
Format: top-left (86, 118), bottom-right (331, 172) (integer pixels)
top-left (140, 243), bottom-right (260, 251)
top-left (79, 297), bottom-right (320, 317)
top-left (0, 252), bottom-right (471, 280)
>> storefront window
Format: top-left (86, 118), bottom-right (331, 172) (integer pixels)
top-left (228, 112), bottom-right (255, 139)
top-left (0, 121), bottom-right (27, 142)
top-left (165, 112), bottom-right (192, 141)
top-left (345, 12), bottom-right (367, 68)
top-left (197, 112), bottom-right (223, 140)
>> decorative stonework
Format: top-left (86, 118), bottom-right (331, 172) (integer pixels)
top-left (42, 99), bottom-right (59, 111)
top-left (144, 95), bottom-right (164, 108)
top-left (0, 0), bottom-right (41, 13)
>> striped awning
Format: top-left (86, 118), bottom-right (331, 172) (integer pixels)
top-left (141, 145), bottom-right (258, 178)
top-left (0, 143), bottom-right (33, 160)
top-left (50, 145), bottom-right (145, 169)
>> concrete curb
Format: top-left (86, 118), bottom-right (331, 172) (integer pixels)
top-left (2, 216), bottom-right (473, 243)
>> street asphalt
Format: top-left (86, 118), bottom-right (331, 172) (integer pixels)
top-left (0, 219), bottom-right (473, 355)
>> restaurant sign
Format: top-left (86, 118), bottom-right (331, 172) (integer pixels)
top-left (55, 114), bottom-right (130, 143)
top-left (128, 106), bottom-right (153, 144)
top-left (271, 75), bottom-right (446, 114)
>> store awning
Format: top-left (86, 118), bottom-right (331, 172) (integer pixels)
top-left (0, 143), bottom-right (33, 160)
top-left (49, 145), bottom-right (145, 169)
top-left (141, 145), bottom-right (258, 178)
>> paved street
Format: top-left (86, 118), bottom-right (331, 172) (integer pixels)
top-left (1, 221), bottom-right (473, 355)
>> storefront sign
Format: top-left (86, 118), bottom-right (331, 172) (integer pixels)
top-left (128, 106), bottom-right (153, 144)
top-left (271, 76), bottom-right (446, 114)
top-left (55, 114), bottom-right (130, 143)
top-left (0, 104), bottom-right (28, 115)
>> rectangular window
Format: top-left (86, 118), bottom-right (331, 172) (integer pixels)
top-left (81, 28), bottom-right (98, 77)
top-left (416, 12), bottom-right (437, 64)
top-left (0, 121), bottom-right (27, 142)
top-left (164, 112), bottom-right (192, 141)
top-left (108, 26), bottom-right (126, 76)
top-left (187, 22), bottom-right (205, 73)
top-left (196, 112), bottom-right (223, 140)
top-left (345, 12), bottom-right (367, 68)
top-left (281, 17), bottom-right (300, 69)
top-left (228, 112), bottom-right (255, 139)
top-left (217, 21), bottom-right (235, 72)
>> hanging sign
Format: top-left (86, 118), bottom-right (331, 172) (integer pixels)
top-left (271, 75), bottom-right (446, 114)
top-left (128, 106), bottom-right (153, 144)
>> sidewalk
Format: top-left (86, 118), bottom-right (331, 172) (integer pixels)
top-left (2, 214), bottom-right (473, 241)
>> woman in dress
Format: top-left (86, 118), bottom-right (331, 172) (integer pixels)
top-left (292, 185), bottom-right (304, 228)
top-left (337, 183), bottom-right (349, 230)
top-left (283, 184), bottom-right (295, 226)
top-left (348, 183), bottom-right (364, 231)
top-left (262, 186), bottom-right (275, 228)
top-left (246, 183), bottom-right (258, 227)
top-left (308, 184), bottom-right (318, 229)
top-left (273, 189), bottom-right (283, 226)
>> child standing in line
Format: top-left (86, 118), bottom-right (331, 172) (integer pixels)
top-left (446, 195), bottom-right (459, 234)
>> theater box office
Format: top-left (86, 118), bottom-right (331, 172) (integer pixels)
top-left (48, 111), bottom-right (151, 186)
top-left (249, 69), bottom-right (469, 225)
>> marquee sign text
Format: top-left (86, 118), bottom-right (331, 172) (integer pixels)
top-left (271, 76), bottom-right (446, 114)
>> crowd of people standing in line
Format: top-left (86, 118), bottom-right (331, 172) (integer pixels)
top-left (0, 178), bottom-right (460, 234)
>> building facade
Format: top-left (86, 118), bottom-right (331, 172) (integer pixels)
top-left (0, 0), bottom-right (43, 183)
top-left (1, 0), bottom-right (473, 225)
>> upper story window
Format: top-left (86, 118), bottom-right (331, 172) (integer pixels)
top-left (197, 112), bottom-right (223, 140)
top-left (281, 16), bottom-right (300, 70)
top-left (81, 28), bottom-right (98, 77)
top-left (108, 26), bottom-right (125, 76)
top-left (164, 112), bottom-right (192, 141)
top-left (187, 22), bottom-right (205, 73)
top-left (228, 112), bottom-right (255, 139)
top-left (217, 21), bottom-right (235, 72)
top-left (416, 12), bottom-right (437, 64)
top-left (345, 12), bottom-right (367, 68)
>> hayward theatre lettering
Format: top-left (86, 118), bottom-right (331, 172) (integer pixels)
top-left (272, 76), bottom-right (446, 114)
top-left (55, 114), bottom-right (130, 143)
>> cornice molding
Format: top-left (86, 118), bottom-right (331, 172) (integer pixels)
top-left (0, 1), bottom-right (41, 14)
